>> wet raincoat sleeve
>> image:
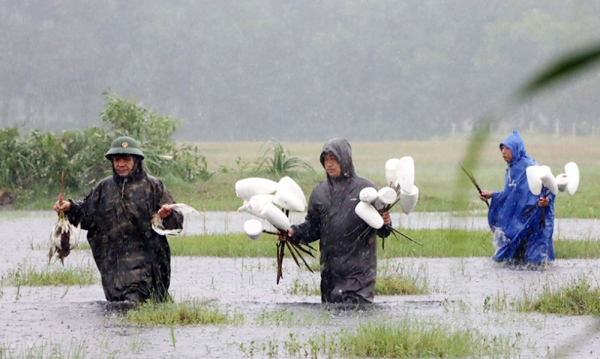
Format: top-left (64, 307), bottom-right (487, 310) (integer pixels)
top-left (156, 182), bottom-right (183, 230)
top-left (66, 181), bottom-right (106, 231)
top-left (291, 190), bottom-right (321, 244)
top-left (377, 223), bottom-right (392, 239)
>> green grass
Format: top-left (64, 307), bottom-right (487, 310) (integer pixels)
top-left (13, 134), bottom-right (600, 217)
top-left (286, 262), bottom-right (429, 296)
top-left (68, 229), bottom-right (600, 261)
top-left (0, 339), bottom-right (90, 359)
top-left (245, 318), bottom-right (520, 358)
top-left (376, 262), bottom-right (429, 295)
top-left (1, 262), bottom-right (98, 287)
top-left (125, 298), bottom-right (243, 326)
top-left (516, 276), bottom-right (600, 316)
top-left (165, 230), bottom-right (600, 259)
top-left (332, 319), bottom-right (518, 358)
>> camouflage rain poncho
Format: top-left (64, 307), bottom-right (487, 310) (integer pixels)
top-left (67, 160), bottom-right (182, 302)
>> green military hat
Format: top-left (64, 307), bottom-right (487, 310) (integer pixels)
top-left (105, 136), bottom-right (145, 159)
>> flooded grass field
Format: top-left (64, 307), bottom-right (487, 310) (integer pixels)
top-left (2, 212), bottom-right (600, 358)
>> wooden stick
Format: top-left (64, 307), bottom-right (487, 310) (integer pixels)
top-left (59, 170), bottom-right (65, 206)
top-left (460, 163), bottom-right (490, 208)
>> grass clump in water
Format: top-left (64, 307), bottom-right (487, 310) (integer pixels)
top-left (249, 318), bottom-right (520, 358)
top-left (0, 338), bottom-right (101, 359)
top-left (331, 319), bottom-right (516, 358)
top-left (376, 262), bottom-right (429, 295)
top-left (517, 277), bottom-right (600, 315)
top-left (1, 262), bottom-right (98, 287)
top-left (126, 298), bottom-right (243, 326)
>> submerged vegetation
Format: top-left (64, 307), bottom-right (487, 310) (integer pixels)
top-left (517, 277), bottom-right (600, 316)
top-left (254, 308), bottom-right (331, 327)
top-left (483, 276), bottom-right (600, 316)
top-left (286, 262), bottom-right (429, 296)
top-left (125, 298), bottom-right (243, 326)
top-left (239, 318), bottom-right (520, 358)
top-left (1, 262), bottom-right (98, 287)
top-left (376, 263), bottom-right (429, 295)
top-left (164, 230), bottom-right (600, 259)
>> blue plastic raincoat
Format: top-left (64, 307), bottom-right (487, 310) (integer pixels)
top-left (488, 131), bottom-right (555, 265)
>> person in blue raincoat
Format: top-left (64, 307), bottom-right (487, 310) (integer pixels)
top-left (479, 131), bottom-right (555, 265)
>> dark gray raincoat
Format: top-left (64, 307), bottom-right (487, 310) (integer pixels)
top-left (291, 138), bottom-right (391, 303)
top-left (67, 159), bottom-right (182, 303)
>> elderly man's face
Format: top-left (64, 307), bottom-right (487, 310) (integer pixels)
top-left (501, 145), bottom-right (513, 163)
top-left (113, 155), bottom-right (135, 177)
top-left (323, 153), bottom-right (342, 178)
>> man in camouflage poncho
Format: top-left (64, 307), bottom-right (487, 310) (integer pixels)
top-left (285, 138), bottom-right (391, 304)
top-left (53, 136), bottom-right (182, 303)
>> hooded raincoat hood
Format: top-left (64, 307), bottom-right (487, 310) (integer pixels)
top-left (292, 138), bottom-right (390, 303)
top-left (320, 138), bottom-right (355, 179)
top-left (488, 131), bottom-right (555, 264)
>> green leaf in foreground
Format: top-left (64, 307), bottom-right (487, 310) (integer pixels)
top-left (518, 42), bottom-right (600, 98)
top-left (453, 116), bottom-right (493, 212)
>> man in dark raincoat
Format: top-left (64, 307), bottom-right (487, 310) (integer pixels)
top-left (284, 138), bottom-right (391, 303)
top-left (480, 131), bottom-right (555, 265)
top-left (53, 136), bottom-right (183, 303)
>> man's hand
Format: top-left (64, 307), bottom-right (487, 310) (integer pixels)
top-left (157, 204), bottom-right (173, 219)
top-left (381, 211), bottom-right (391, 226)
top-left (479, 190), bottom-right (492, 201)
top-left (278, 228), bottom-right (295, 242)
top-left (538, 197), bottom-right (549, 208)
top-left (54, 200), bottom-right (71, 213)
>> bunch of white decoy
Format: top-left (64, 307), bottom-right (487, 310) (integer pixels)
top-left (354, 156), bottom-right (419, 230)
top-left (526, 162), bottom-right (580, 197)
top-left (236, 176), bottom-right (307, 237)
top-left (354, 157), bottom-right (422, 247)
top-left (235, 176), bottom-right (315, 283)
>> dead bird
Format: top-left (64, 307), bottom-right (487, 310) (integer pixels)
top-left (49, 210), bottom-right (81, 265)
top-left (151, 203), bottom-right (199, 235)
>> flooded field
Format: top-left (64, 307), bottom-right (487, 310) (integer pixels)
top-left (5, 210), bottom-right (600, 240)
top-left (2, 211), bottom-right (600, 358)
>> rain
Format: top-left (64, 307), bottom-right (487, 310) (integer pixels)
top-left (2, 1), bottom-right (600, 358)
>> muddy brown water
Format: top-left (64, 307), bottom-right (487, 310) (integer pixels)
top-left (2, 211), bottom-right (600, 358)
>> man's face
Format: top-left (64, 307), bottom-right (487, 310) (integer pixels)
top-left (323, 153), bottom-right (342, 178)
top-left (501, 145), bottom-right (513, 163)
top-left (113, 155), bottom-right (135, 177)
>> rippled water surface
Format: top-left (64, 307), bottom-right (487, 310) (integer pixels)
top-left (1, 211), bottom-right (600, 358)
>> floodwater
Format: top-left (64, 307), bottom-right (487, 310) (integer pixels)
top-left (5, 210), bottom-right (600, 239)
top-left (2, 211), bottom-right (600, 358)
